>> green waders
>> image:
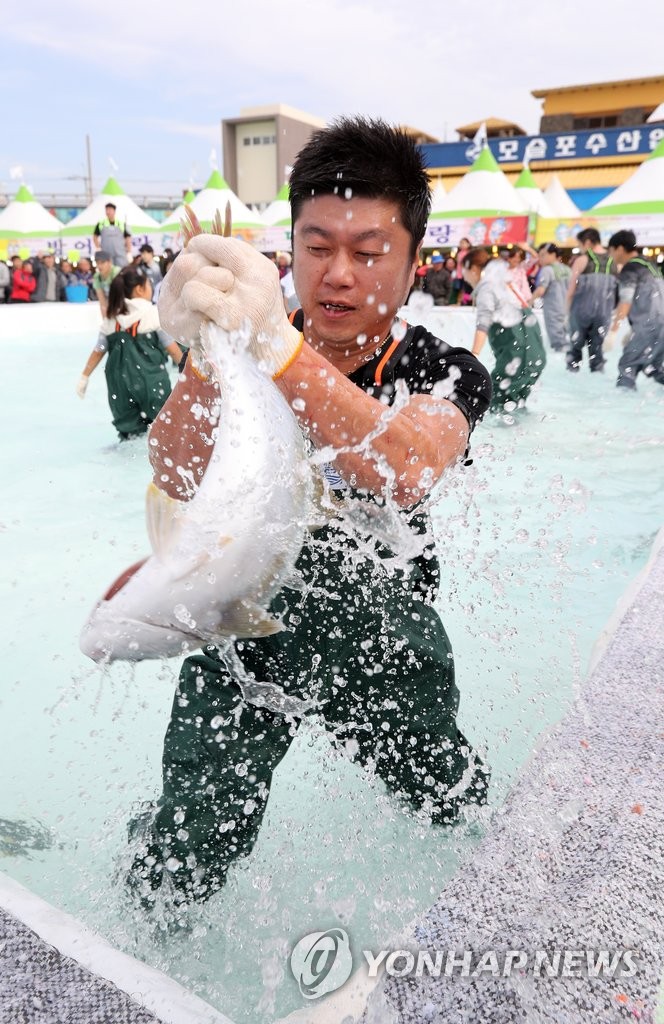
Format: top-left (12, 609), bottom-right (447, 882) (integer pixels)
top-left (104, 324), bottom-right (172, 438)
top-left (130, 522), bottom-right (489, 903)
top-left (488, 311), bottom-right (546, 411)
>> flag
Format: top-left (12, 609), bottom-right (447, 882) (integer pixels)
top-left (465, 122), bottom-right (488, 161)
top-left (9, 165), bottom-right (24, 180)
top-left (209, 148), bottom-right (218, 170)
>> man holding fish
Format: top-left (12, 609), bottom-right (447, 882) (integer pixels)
top-left (125, 117), bottom-right (493, 904)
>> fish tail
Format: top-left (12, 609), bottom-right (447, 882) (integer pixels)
top-left (181, 202), bottom-right (233, 245)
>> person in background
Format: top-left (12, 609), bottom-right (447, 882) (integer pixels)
top-left (93, 202), bottom-right (132, 268)
top-left (128, 115), bottom-right (492, 907)
top-left (463, 246), bottom-right (546, 414)
top-left (139, 244), bottom-right (163, 297)
top-left (160, 248), bottom-right (175, 276)
top-left (59, 259), bottom-right (77, 286)
top-left (153, 251), bottom-right (179, 304)
top-left (423, 253), bottom-right (453, 305)
top-left (9, 259), bottom-right (36, 303)
top-left (528, 244), bottom-right (571, 352)
top-left (76, 266), bottom-right (183, 440)
top-left (501, 245), bottom-right (537, 304)
top-left (93, 251), bottom-right (121, 317)
top-left (276, 252), bottom-right (291, 279)
top-left (453, 237), bottom-right (472, 304)
top-left (566, 227), bottom-right (617, 374)
top-left (9, 255), bottom-right (23, 296)
top-left (280, 258), bottom-right (299, 313)
top-left (32, 252), bottom-right (67, 302)
top-left (0, 259), bottom-right (9, 303)
top-left (607, 229), bottom-right (664, 390)
top-left (74, 257), bottom-right (95, 299)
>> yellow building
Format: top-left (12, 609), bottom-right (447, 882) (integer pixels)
top-left (423, 76), bottom-right (664, 210)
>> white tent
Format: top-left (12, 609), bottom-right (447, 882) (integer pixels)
top-left (160, 189), bottom-right (197, 231)
top-left (513, 166), bottom-right (555, 217)
top-left (263, 182), bottom-right (291, 227)
top-left (591, 137), bottom-right (664, 215)
top-left (0, 185), bottom-right (63, 238)
top-left (433, 146), bottom-right (526, 217)
top-left (185, 170), bottom-right (265, 230)
top-left (60, 177), bottom-right (160, 236)
top-left (430, 181), bottom-right (448, 215)
top-left (542, 175), bottom-right (580, 218)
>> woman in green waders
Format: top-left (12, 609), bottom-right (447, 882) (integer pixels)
top-left (462, 247), bottom-right (546, 416)
top-left (76, 266), bottom-right (183, 439)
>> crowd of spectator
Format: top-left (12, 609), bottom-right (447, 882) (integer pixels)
top-left (0, 247), bottom-right (177, 306)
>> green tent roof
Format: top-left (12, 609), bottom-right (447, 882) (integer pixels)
top-left (203, 170), bottom-right (232, 191)
top-left (15, 185), bottom-right (35, 203)
top-left (469, 147), bottom-right (501, 174)
top-left (514, 166), bottom-right (538, 190)
top-left (99, 177), bottom-right (125, 196)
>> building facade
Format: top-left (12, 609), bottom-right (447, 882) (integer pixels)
top-left (221, 104), bottom-right (325, 209)
top-left (422, 76), bottom-right (664, 211)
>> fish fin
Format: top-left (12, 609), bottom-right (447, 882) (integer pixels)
top-left (210, 202), bottom-right (232, 238)
top-left (145, 483), bottom-right (184, 561)
top-left (181, 204), bottom-right (204, 244)
top-left (207, 600), bottom-right (285, 640)
top-left (281, 572), bottom-right (305, 593)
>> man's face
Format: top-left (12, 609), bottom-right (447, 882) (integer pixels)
top-left (538, 249), bottom-right (554, 267)
top-left (79, 259), bottom-right (91, 273)
top-left (97, 258), bottom-right (112, 275)
top-left (105, 206), bottom-right (116, 222)
top-left (44, 255), bottom-right (55, 268)
top-left (292, 193), bottom-right (418, 352)
top-left (608, 245), bottom-right (629, 268)
top-left (140, 251), bottom-right (153, 264)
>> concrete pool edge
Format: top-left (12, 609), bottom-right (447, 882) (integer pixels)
top-left (0, 872), bottom-right (234, 1024)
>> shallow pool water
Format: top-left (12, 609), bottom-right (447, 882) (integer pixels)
top-left (1, 310), bottom-right (662, 1023)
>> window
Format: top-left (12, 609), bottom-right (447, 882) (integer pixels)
top-left (243, 137), bottom-right (251, 146)
top-left (573, 115), bottom-right (618, 131)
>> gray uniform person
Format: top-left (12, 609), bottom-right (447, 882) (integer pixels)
top-left (566, 228), bottom-right (618, 373)
top-left (93, 202), bottom-right (132, 268)
top-left (530, 243), bottom-right (571, 351)
top-left (607, 229), bottom-right (664, 390)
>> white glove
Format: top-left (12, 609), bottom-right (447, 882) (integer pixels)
top-left (158, 235), bottom-right (302, 379)
top-left (76, 374), bottom-right (89, 399)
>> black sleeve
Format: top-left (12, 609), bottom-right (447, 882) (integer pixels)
top-left (399, 327), bottom-right (492, 433)
top-left (124, 229), bottom-right (131, 238)
top-left (93, 223), bottom-right (101, 236)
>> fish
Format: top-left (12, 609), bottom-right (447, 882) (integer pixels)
top-left (79, 207), bottom-right (313, 663)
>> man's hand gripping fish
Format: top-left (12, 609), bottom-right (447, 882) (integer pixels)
top-left (80, 207), bottom-right (312, 662)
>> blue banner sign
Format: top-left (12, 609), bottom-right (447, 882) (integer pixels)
top-left (421, 124), bottom-right (664, 169)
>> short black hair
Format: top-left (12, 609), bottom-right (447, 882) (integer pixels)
top-left (538, 242), bottom-right (560, 256)
top-left (576, 227), bottom-right (601, 246)
top-left (105, 202), bottom-right (117, 209)
top-left (289, 115), bottom-right (431, 259)
top-left (139, 244), bottom-right (154, 254)
top-left (608, 229), bottom-right (637, 252)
